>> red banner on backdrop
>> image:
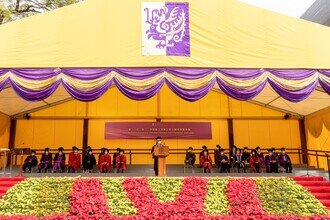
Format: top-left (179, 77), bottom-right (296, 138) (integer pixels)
top-left (105, 122), bottom-right (212, 139)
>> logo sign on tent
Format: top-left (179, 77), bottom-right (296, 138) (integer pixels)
top-left (142, 2), bottom-right (190, 56)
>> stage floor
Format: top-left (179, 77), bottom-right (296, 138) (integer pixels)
top-left (0, 164), bottom-right (328, 180)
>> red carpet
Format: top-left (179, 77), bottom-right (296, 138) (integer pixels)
top-left (0, 177), bottom-right (25, 198)
top-left (292, 176), bottom-right (330, 209)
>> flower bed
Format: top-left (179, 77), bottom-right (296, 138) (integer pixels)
top-left (256, 178), bottom-right (328, 216)
top-left (0, 177), bottom-right (73, 217)
top-left (0, 177), bottom-right (329, 219)
top-left (204, 178), bottom-right (229, 215)
top-left (148, 177), bottom-right (183, 202)
top-left (101, 178), bottom-right (137, 216)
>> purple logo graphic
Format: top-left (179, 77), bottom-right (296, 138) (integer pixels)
top-left (142, 2), bottom-right (190, 56)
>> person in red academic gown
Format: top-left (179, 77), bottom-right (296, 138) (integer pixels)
top-left (99, 148), bottom-right (111, 173)
top-left (250, 149), bottom-right (262, 173)
top-left (200, 150), bottom-right (212, 173)
top-left (116, 149), bottom-right (127, 173)
top-left (68, 146), bottom-right (81, 173)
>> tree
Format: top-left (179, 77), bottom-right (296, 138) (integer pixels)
top-left (0, 0), bottom-right (83, 25)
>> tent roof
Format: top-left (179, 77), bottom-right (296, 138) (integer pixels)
top-left (0, 84), bottom-right (328, 118)
top-left (0, 0), bottom-right (328, 117)
top-left (0, 0), bottom-right (330, 68)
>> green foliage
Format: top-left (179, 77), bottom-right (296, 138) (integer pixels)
top-left (256, 177), bottom-right (328, 216)
top-left (0, 0), bottom-right (83, 25)
top-left (204, 178), bottom-right (229, 215)
top-left (0, 177), bottom-right (73, 217)
top-left (148, 177), bottom-right (183, 202)
top-left (101, 178), bottom-right (137, 216)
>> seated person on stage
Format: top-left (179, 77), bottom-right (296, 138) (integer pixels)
top-left (185, 147), bottom-right (196, 167)
top-left (233, 148), bottom-right (246, 173)
top-left (265, 149), bottom-right (278, 173)
top-left (216, 149), bottom-right (230, 173)
top-left (83, 149), bottom-right (96, 173)
top-left (256, 147), bottom-right (265, 165)
top-left (229, 146), bottom-right (237, 168)
top-left (38, 148), bottom-right (53, 173)
top-left (242, 147), bottom-right (250, 163)
top-left (199, 146), bottom-right (208, 158)
top-left (53, 147), bottom-right (66, 173)
top-left (99, 148), bottom-right (111, 173)
top-left (82, 146), bottom-right (92, 171)
top-left (200, 150), bottom-right (212, 173)
top-left (250, 149), bottom-right (262, 173)
top-left (113, 148), bottom-right (121, 168)
top-left (214, 145), bottom-right (222, 163)
top-left (23, 150), bottom-right (38, 173)
top-left (116, 149), bottom-right (127, 173)
top-left (278, 148), bottom-right (292, 173)
top-left (68, 146), bottom-right (81, 173)
top-left (98, 148), bottom-right (106, 164)
top-left (271, 147), bottom-right (278, 157)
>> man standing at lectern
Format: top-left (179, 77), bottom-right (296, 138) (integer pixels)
top-left (151, 136), bottom-right (162, 176)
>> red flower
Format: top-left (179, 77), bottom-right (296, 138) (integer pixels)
top-left (123, 177), bottom-right (209, 219)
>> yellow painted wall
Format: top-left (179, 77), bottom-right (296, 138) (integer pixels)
top-left (14, 86), bottom-right (302, 164)
top-left (15, 119), bottom-right (83, 149)
top-left (0, 113), bottom-right (10, 168)
top-left (0, 113), bottom-right (10, 148)
top-left (233, 119), bottom-right (301, 163)
top-left (305, 107), bottom-right (330, 170)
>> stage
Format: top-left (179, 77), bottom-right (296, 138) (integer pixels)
top-left (1, 164), bottom-right (328, 179)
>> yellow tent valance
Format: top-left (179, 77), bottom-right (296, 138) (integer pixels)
top-left (0, 0), bottom-right (330, 68)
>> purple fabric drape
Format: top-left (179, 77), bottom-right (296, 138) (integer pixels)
top-left (217, 68), bottom-right (263, 79)
top-left (115, 68), bottom-right (164, 79)
top-left (0, 69), bottom-right (8, 75)
top-left (62, 79), bottom-right (113, 102)
top-left (267, 69), bottom-right (316, 80)
top-left (10, 68), bottom-right (60, 80)
top-left (61, 68), bottom-right (112, 80)
top-left (9, 79), bottom-right (61, 101)
top-left (0, 68), bottom-right (328, 102)
top-left (217, 78), bottom-right (267, 100)
top-left (114, 78), bottom-right (165, 100)
top-left (268, 79), bottom-right (319, 102)
top-left (166, 68), bottom-right (214, 79)
top-left (165, 78), bottom-right (216, 101)
top-left (318, 70), bottom-right (330, 95)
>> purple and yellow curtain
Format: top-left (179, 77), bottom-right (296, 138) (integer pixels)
top-left (0, 68), bottom-right (329, 102)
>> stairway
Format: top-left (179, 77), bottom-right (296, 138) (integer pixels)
top-left (0, 177), bottom-right (25, 198)
top-left (292, 176), bottom-right (330, 210)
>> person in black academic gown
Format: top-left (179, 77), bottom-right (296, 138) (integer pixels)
top-left (185, 147), bottom-right (196, 166)
top-left (216, 149), bottom-right (230, 173)
top-left (38, 148), bottom-right (53, 173)
top-left (53, 147), bottom-right (66, 173)
top-left (151, 136), bottom-right (162, 176)
top-left (264, 149), bottom-right (278, 173)
top-left (83, 149), bottom-right (96, 173)
top-left (82, 146), bottom-right (92, 171)
top-left (23, 150), bottom-right (38, 173)
top-left (233, 148), bottom-right (246, 173)
top-left (113, 148), bottom-right (121, 168)
top-left (278, 148), bottom-right (292, 173)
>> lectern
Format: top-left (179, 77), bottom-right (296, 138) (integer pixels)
top-left (153, 145), bottom-right (169, 177)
